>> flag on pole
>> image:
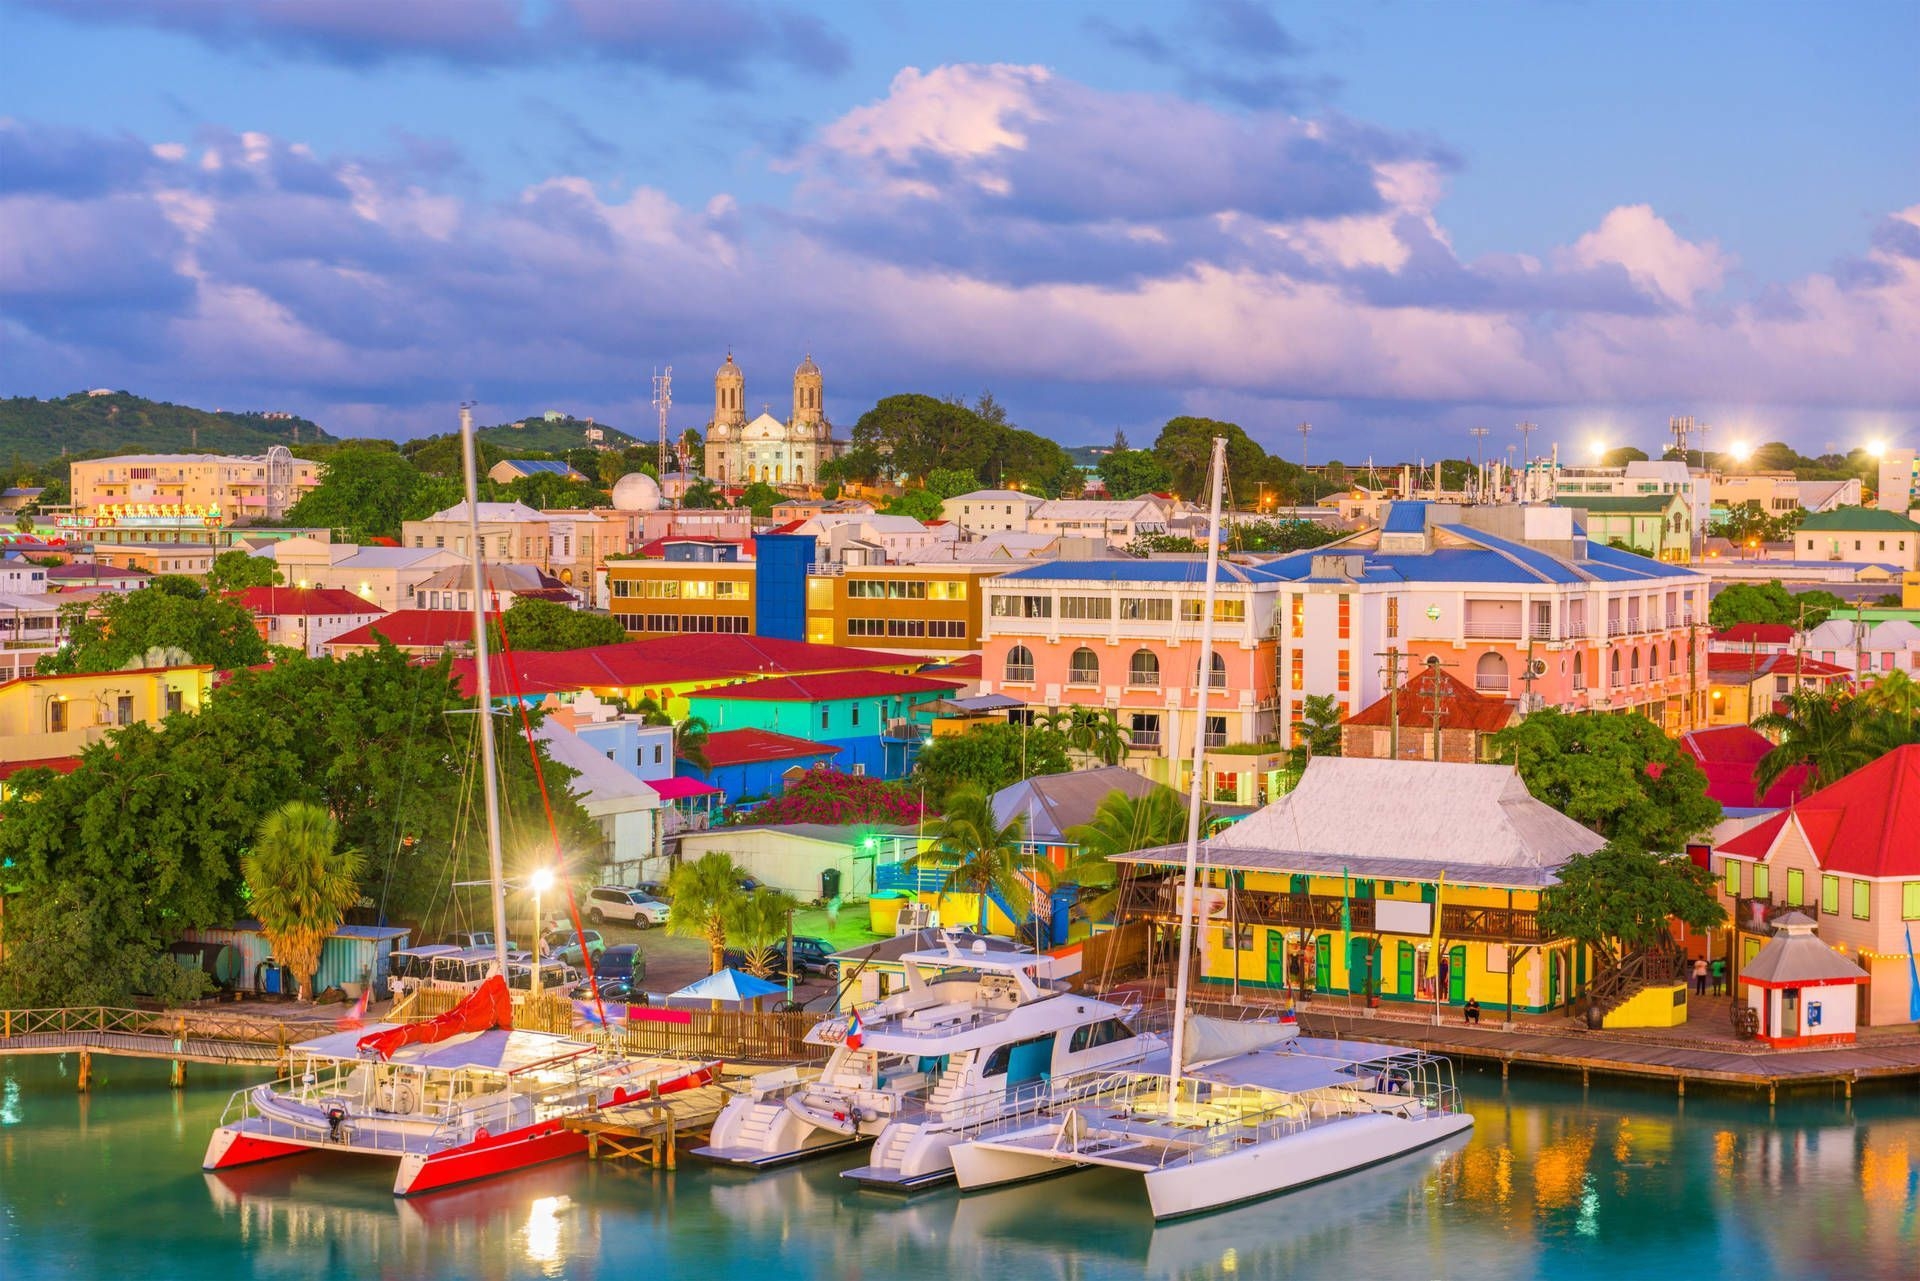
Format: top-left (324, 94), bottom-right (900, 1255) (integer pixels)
top-left (1429, 871), bottom-right (1447, 1003)
top-left (1339, 866), bottom-right (1352, 955)
top-left (1906, 926), bottom-right (1920, 1023)
top-left (335, 986), bottom-right (369, 1030)
top-left (845, 1007), bottom-right (864, 1051)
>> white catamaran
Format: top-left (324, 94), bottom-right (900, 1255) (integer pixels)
top-left (695, 931), bottom-right (1162, 1187)
top-left (947, 436), bottom-right (1476, 1219)
top-left (203, 405), bottom-right (714, 1196)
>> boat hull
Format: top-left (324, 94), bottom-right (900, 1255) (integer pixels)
top-left (1142, 1110), bottom-right (1475, 1220)
top-left (394, 1119), bottom-right (586, 1196)
top-left (201, 1125), bottom-right (313, 1172)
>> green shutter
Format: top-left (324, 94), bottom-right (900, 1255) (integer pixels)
top-left (1854, 880), bottom-right (1871, 920)
top-left (1753, 864), bottom-right (1770, 900)
top-left (1821, 874), bottom-right (1839, 915)
top-left (1905, 882), bottom-right (1920, 920)
top-left (1787, 869), bottom-right (1804, 906)
top-left (1725, 861), bottom-right (1740, 896)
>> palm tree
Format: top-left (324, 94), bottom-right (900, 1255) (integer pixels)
top-left (674, 715), bottom-right (713, 773)
top-left (667, 851), bottom-right (747, 973)
top-left (1035, 708), bottom-right (1076, 737)
top-left (907, 784), bottom-right (1036, 933)
top-left (1862, 669), bottom-right (1920, 728)
top-left (628, 696), bottom-right (673, 727)
top-left (243, 801), bottom-right (365, 1002)
top-left (724, 887), bottom-right (801, 992)
top-left (1061, 785), bottom-right (1194, 922)
top-left (1292, 694), bottom-right (1344, 767)
top-left (1752, 688), bottom-right (1879, 797)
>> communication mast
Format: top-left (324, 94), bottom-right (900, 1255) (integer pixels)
top-left (652, 366), bottom-right (673, 477)
top-left (1669, 415), bottom-right (1695, 462)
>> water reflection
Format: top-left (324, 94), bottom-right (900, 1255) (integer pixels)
top-left (1, 1056), bottom-right (1916, 1281)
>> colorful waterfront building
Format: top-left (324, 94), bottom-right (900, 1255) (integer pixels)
top-left (1112, 757), bottom-right (1603, 1015)
top-left (1714, 744), bottom-right (1920, 1028)
top-left (683, 670), bottom-right (960, 780)
top-left (1704, 650), bottom-right (1851, 726)
top-left (678, 727), bottom-right (837, 803)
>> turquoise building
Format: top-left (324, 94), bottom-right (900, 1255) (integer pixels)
top-left (685, 670), bottom-right (959, 780)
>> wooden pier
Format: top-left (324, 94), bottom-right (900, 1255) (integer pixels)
top-left (561, 1084), bottom-right (733, 1168)
top-left (1296, 1008), bottom-right (1920, 1100)
top-left (0, 1006), bottom-right (329, 1089)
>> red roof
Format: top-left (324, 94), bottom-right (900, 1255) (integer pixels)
top-left (634, 535), bottom-right (753, 558)
top-left (449, 634), bottom-right (922, 699)
top-left (1345, 668), bottom-right (1515, 733)
top-left (326, 609), bottom-right (474, 651)
top-left (229, 586), bottom-right (386, 617)
top-left (1706, 652), bottom-right (1853, 683)
top-left (0, 756), bottom-right (83, 781)
top-left (926, 654), bottom-right (983, 679)
top-left (1679, 725), bottom-right (1810, 809)
top-left (1717, 744), bottom-right (1920, 877)
top-left (695, 671), bottom-right (961, 702)
top-left (1714, 623), bottom-right (1796, 646)
top-left (696, 728), bottom-right (837, 769)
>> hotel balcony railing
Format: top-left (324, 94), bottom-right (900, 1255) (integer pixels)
top-left (1201, 731), bottom-right (1228, 749)
top-left (1003, 666), bottom-right (1035, 683)
top-left (1464, 620), bottom-right (1523, 641)
top-left (1475, 676), bottom-right (1509, 693)
top-left (1129, 731), bottom-right (1162, 749)
top-left (1564, 622), bottom-right (1589, 639)
top-left (1234, 893), bottom-right (1551, 943)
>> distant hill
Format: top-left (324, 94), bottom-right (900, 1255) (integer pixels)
top-left (1067, 444), bottom-right (1112, 467)
top-left (475, 414), bottom-right (639, 454)
top-left (0, 392), bottom-right (333, 466)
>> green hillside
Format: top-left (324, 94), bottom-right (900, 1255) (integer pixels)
top-left (0, 392), bottom-right (333, 465)
top-left (475, 414), bottom-right (639, 454)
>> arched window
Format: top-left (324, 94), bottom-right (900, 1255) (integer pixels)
top-left (1128, 649), bottom-right (1160, 687)
top-left (1630, 649), bottom-right (1641, 680)
top-left (1068, 647), bottom-right (1100, 685)
top-left (1669, 639), bottom-right (1678, 664)
top-left (1649, 645), bottom-right (1661, 678)
top-left (1572, 651), bottom-right (1586, 690)
top-left (1474, 652), bottom-right (1509, 693)
top-left (1004, 645), bottom-right (1035, 683)
top-left (1194, 652), bottom-right (1226, 689)
top-left (1610, 650), bottom-right (1622, 687)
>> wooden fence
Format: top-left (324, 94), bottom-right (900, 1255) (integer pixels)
top-left (403, 987), bottom-right (826, 1063)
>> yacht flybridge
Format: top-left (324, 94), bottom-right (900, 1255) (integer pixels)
top-left (694, 931), bottom-right (1163, 1187)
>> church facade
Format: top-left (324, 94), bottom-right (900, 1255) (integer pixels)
top-left (704, 354), bottom-right (841, 488)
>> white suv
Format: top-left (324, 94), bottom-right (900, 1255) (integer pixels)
top-left (584, 886), bottom-right (670, 928)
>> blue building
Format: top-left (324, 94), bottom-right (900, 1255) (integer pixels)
top-left (679, 727), bottom-right (837, 804)
top-left (684, 670), bottom-right (959, 781)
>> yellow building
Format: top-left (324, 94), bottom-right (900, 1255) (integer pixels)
top-left (1704, 651), bottom-right (1852, 726)
top-left (607, 560), bottom-right (756, 637)
top-left (0, 665), bottom-right (214, 766)
top-left (67, 452), bottom-right (319, 526)
top-left (805, 565), bottom-right (1000, 653)
top-left (88, 544), bottom-right (218, 577)
top-left (1114, 757), bottom-right (1604, 1016)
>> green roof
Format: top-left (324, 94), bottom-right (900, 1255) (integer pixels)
top-left (1797, 507), bottom-right (1920, 533)
top-left (1554, 495), bottom-right (1682, 514)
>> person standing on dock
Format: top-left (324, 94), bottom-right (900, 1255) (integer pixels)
top-left (1693, 957), bottom-right (1709, 995)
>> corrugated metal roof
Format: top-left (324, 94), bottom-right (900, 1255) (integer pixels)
top-left (1381, 501), bottom-right (1428, 533)
top-left (994, 560), bottom-right (1262, 584)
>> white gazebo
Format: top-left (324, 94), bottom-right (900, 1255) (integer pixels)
top-left (1741, 912), bottom-right (1869, 1047)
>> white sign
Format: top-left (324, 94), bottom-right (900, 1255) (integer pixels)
top-left (1375, 899), bottom-right (1434, 936)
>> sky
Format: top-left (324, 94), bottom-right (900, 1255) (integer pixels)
top-left (3, 0), bottom-right (1917, 463)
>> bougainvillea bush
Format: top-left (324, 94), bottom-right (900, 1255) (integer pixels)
top-left (731, 769), bottom-right (928, 827)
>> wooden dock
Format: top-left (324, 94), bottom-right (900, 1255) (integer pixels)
top-left (0, 1006), bottom-right (328, 1088)
top-left (561, 1084), bottom-right (734, 1169)
top-left (1296, 1008), bottom-right (1920, 1100)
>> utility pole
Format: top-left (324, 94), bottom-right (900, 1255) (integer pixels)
top-left (1421, 655), bottom-right (1459, 762)
top-left (1375, 647), bottom-right (1406, 758)
top-left (1298, 422), bottom-right (1312, 473)
top-left (1470, 427), bottom-right (1490, 500)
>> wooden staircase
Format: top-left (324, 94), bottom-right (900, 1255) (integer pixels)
top-left (1583, 947), bottom-right (1685, 1027)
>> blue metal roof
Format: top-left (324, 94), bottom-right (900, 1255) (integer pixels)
top-left (994, 560), bottom-right (1261, 584)
top-left (507, 459), bottom-right (580, 477)
top-left (1451, 527), bottom-right (1587, 584)
top-left (1381, 501), bottom-right (1428, 534)
top-left (1582, 542), bottom-right (1702, 580)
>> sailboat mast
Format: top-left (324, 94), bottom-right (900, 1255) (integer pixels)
top-left (1167, 435), bottom-right (1228, 1101)
top-left (458, 404), bottom-right (512, 974)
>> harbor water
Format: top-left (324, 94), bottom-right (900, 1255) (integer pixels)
top-left (2, 1054), bottom-right (1915, 1280)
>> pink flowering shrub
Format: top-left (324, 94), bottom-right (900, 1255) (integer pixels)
top-left (731, 769), bottom-right (927, 827)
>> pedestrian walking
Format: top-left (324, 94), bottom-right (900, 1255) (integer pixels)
top-left (1710, 957), bottom-right (1727, 996)
top-left (1693, 956), bottom-right (1709, 995)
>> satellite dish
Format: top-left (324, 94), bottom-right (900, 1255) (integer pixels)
top-left (1528, 658), bottom-right (1548, 677)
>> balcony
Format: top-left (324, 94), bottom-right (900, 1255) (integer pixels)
top-left (1130, 731), bottom-right (1163, 749)
top-left (1474, 675), bottom-right (1510, 693)
top-left (1003, 666), bottom-right (1035, 683)
top-left (1201, 731), bottom-right (1228, 749)
top-left (1236, 892), bottom-right (1550, 943)
top-left (1464, 620), bottom-right (1523, 641)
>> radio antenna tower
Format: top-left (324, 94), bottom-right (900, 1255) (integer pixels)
top-left (1669, 415), bottom-right (1695, 462)
top-left (652, 366), bottom-right (673, 477)
top-left (1469, 426), bottom-right (1490, 499)
top-left (1297, 421), bottom-right (1312, 470)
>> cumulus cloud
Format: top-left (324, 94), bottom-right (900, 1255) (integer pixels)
top-left (19, 0), bottom-right (848, 82)
top-left (2, 68), bottom-right (1917, 447)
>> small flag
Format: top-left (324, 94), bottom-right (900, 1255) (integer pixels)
top-left (336, 987), bottom-right (369, 1030)
top-left (845, 1008), bottom-right (864, 1051)
top-left (1906, 926), bottom-right (1920, 1024)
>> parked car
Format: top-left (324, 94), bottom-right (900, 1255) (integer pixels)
top-left (589, 977), bottom-right (648, 1004)
top-left (632, 880), bottom-right (672, 904)
top-left (443, 931), bottom-right (516, 951)
top-left (788, 936), bottom-right (837, 976)
top-left (544, 928), bottom-right (606, 966)
top-left (594, 944), bottom-right (646, 984)
top-left (583, 885), bottom-right (671, 928)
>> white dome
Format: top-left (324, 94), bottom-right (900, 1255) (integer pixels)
top-left (610, 471), bottom-right (664, 512)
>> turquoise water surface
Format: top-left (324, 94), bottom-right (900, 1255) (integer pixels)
top-left (2, 1053), bottom-right (1915, 1279)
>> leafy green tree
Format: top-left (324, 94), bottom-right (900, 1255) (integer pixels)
top-left (737, 482), bottom-right (783, 518)
top-left (1098, 448), bottom-right (1173, 499)
top-left (668, 851), bottom-right (750, 973)
top-left (150, 574), bottom-right (208, 599)
top-left (1231, 518), bottom-right (1344, 554)
top-left (505, 471), bottom-right (606, 510)
top-left (207, 549), bottom-right (281, 593)
top-left (678, 428), bottom-right (704, 473)
top-left (284, 445), bottom-right (422, 540)
top-left (42, 586), bottom-right (268, 674)
top-left (1152, 417), bottom-right (1270, 505)
top-left (243, 801), bottom-right (365, 1001)
top-left (1599, 447), bottom-right (1650, 467)
top-left (497, 599), bottom-right (629, 651)
top-left (925, 467), bottom-right (981, 499)
top-left (1708, 580), bottom-right (1843, 630)
top-left (723, 887), bottom-right (803, 987)
top-left (883, 488), bottom-right (944, 522)
top-left (908, 784), bottom-right (1036, 932)
top-left (1537, 841), bottom-right (1727, 971)
top-left (1490, 709), bottom-right (1722, 851)
top-left (912, 722), bottom-right (1071, 808)
top-left (681, 478), bottom-right (725, 508)
top-left (1062, 785), bottom-right (1193, 920)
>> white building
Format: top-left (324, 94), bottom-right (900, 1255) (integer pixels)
top-left (1027, 497), bottom-right (1178, 546)
top-left (1877, 448), bottom-right (1919, 514)
top-left (259, 538), bottom-right (468, 612)
top-left (1799, 617), bottom-right (1920, 677)
top-left (942, 489), bottom-right (1045, 537)
top-left (703, 354), bottom-right (842, 488)
top-left (535, 720), bottom-right (664, 883)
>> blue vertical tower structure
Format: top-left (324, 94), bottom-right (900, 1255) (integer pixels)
top-left (753, 532), bottom-right (816, 641)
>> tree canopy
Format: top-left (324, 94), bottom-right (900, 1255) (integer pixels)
top-left (733, 769), bottom-right (926, 827)
top-left (1490, 709), bottom-right (1721, 851)
top-left (1097, 448), bottom-right (1173, 500)
top-left (911, 722), bottom-right (1071, 808)
top-left (284, 445), bottom-right (422, 540)
top-left (206, 548), bottom-right (281, 593)
top-left (1752, 683), bottom-right (1920, 797)
top-left (737, 481), bottom-right (783, 518)
top-left (849, 394), bottom-right (1080, 495)
top-left (1707, 580), bottom-right (1845, 630)
top-left (41, 585), bottom-right (268, 674)
top-left (1537, 842), bottom-right (1726, 970)
top-left (882, 487), bottom-right (944, 522)
top-left (496, 599), bottom-right (629, 651)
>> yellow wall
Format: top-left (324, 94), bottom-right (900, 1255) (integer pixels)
top-left (1903, 572), bottom-right (1920, 609)
top-left (0, 666), bottom-right (213, 763)
top-left (1601, 982), bottom-right (1688, 1028)
top-left (607, 562), bottom-right (756, 637)
top-left (808, 567), bottom-right (998, 653)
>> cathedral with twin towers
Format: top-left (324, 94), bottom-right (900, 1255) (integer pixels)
top-left (703, 353), bottom-right (844, 487)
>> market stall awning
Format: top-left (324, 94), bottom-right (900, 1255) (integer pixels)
top-left (668, 968), bottom-right (785, 1003)
top-left (648, 777), bottom-right (722, 801)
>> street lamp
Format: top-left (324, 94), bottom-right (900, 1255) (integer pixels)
top-left (1867, 439), bottom-right (1887, 459)
top-left (529, 866), bottom-right (555, 997)
top-left (1589, 441), bottom-right (1607, 463)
